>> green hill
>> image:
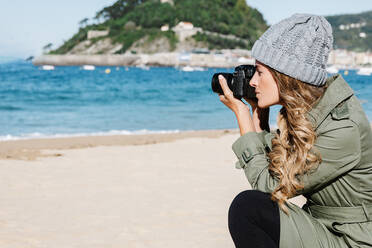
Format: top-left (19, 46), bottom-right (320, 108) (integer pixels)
top-left (326, 10), bottom-right (372, 52)
top-left (50, 0), bottom-right (268, 54)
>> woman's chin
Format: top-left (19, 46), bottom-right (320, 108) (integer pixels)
top-left (258, 99), bottom-right (278, 108)
top-left (257, 100), bottom-right (266, 108)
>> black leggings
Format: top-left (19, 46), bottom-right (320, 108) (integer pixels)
top-left (228, 190), bottom-right (280, 248)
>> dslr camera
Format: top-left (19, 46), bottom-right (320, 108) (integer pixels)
top-left (211, 65), bottom-right (257, 100)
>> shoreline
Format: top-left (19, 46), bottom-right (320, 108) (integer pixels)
top-left (0, 128), bottom-right (239, 160)
top-left (32, 53), bottom-right (251, 68)
top-left (31, 53), bottom-right (372, 69)
top-left (2, 123), bottom-right (371, 160)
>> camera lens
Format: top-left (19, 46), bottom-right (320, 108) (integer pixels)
top-left (211, 65), bottom-right (256, 100)
top-left (211, 73), bottom-right (233, 95)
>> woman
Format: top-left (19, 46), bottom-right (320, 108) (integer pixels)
top-left (218, 14), bottom-right (372, 248)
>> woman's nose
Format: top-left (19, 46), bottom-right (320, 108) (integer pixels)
top-left (249, 72), bottom-right (258, 88)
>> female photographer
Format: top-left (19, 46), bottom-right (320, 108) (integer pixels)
top-left (218, 14), bottom-right (372, 248)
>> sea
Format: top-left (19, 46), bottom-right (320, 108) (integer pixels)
top-left (0, 58), bottom-right (371, 141)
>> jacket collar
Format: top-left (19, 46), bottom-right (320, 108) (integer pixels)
top-left (306, 74), bottom-right (354, 130)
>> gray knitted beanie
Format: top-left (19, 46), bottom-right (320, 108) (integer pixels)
top-left (252, 13), bottom-right (333, 86)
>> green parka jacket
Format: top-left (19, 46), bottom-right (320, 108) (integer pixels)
top-left (232, 74), bottom-right (372, 248)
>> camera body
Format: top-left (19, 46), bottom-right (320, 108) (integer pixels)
top-left (211, 65), bottom-right (257, 100)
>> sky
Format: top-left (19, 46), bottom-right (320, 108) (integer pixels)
top-left (0, 0), bottom-right (371, 58)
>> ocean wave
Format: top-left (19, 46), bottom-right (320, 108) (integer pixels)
top-left (0, 129), bottom-right (181, 141)
top-left (0, 105), bottom-right (23, 111)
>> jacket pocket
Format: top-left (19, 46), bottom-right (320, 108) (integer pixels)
top-left (332, 221), bottom-right (372, 247)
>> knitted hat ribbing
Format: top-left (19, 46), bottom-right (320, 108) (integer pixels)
top-left (252, 13), bottom-right (333, 86)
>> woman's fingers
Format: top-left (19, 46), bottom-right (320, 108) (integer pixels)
top-left (219, 94), bottom-right (227, 103)
top-left (218, 75), bottom-right (233, 98)
top-left (218, 75), bottom-right (249, 113)
top-left (219, 94), bottom-right (233, 109)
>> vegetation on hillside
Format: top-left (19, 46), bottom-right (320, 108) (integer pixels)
top-left (51, 0), bottom-right (268, 54)
top-left (193, 32), bottom-right (248, 50)
top-left (326, 11), bottom-right (372, 51)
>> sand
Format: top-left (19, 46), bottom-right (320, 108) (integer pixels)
top-left (0, 129), bottom-right (238, 161)
top-left (0, 129), bottom-right (312, 247)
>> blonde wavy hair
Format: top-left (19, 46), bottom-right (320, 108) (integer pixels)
top-left (266, 67), bottom-right (328, 214)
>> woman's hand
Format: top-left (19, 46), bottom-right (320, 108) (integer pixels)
top-left (218, 75), bottom-right (256, 135)
top-left (218, 75), bottom-right (247, 114)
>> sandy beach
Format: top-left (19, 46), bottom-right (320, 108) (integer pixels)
top-left (0, 129), bottom-right (308, 247)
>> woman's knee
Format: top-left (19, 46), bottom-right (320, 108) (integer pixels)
top-left (228, 190), bottom-right (280, 246)
top-left (229, 190), bottom-right (271, 214)
top-left (228, 190), bottom-right (273, 234)
top-left (228, 189), bottom-right (278, 227)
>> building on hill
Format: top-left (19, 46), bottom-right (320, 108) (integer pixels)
top-left (160, 0), bottom-right (174, 5)
top-left (173, 22), bottom-right (194, 30)
top-left (339, 22), bottom-right (366, 30)
top-left (172, 22), bottom-right (202, 42)
top-left (161, 24), bottom-right (169, 32)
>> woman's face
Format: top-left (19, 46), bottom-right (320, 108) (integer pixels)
top-left (249, 61), bottom-right (281, 108)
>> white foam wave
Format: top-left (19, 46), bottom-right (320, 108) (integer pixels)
top-left (0, 129), bottom-right (181, 141)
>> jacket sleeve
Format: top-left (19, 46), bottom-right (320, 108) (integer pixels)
top-left (231, 119), bottom-right (362, 195)
top-left (232, 129), bottom-right (278, 192)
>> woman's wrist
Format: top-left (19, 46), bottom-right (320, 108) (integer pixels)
top-left (234, 105), bottom-right (250, 116)
top-left (234, 106), bottom-right (256, 135)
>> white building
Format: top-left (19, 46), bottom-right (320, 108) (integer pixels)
top-left (171, 22), bottom-right (203, 42)
top-left (161, 24), bottom-right (169, 32)
top-left (173, 21), bottom-right (194, 31)
top-left (160, 0), bottom-right (174, 5)
top-left (339, 22), bottom-right (366, 30)
top-left (360, 32), bottom-right (367, 38)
